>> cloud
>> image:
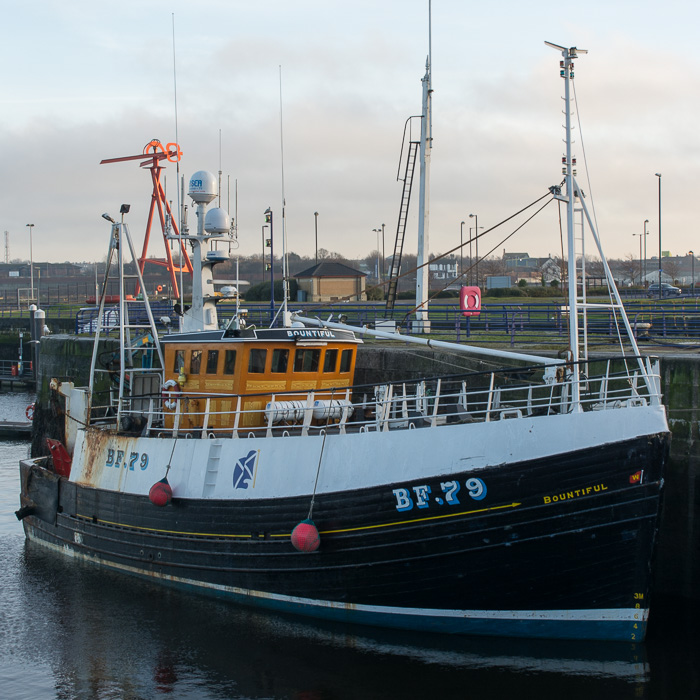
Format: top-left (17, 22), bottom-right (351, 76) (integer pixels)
top-left (2, 1), bottom-right (700, 269)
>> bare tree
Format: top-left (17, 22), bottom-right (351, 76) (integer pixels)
top-left (617, 255), bottom-right (640, 285)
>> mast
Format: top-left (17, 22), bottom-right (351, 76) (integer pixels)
top-left (414, 3), bottom-right (432, 333)
top-left (181, 170), bottom-right (228, 332)
top-left (546, 42), bottom-right (587, 409)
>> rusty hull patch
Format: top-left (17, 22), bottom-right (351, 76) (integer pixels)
top-left (75, 428), bottom-right (134, 491)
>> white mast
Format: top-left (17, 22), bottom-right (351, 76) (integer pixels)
top-left (182, 170), bottom-right (228, 332)
top-left (415, 2), bottom-right (432, 333)
top-left (546, 41), bottom-right (586, 409)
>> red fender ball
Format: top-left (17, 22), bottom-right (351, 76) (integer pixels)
top-left (291, 519), bottom-right (320, 552)
top-left (149, 478), bottom-right (173, 507)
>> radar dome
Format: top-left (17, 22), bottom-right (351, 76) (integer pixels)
top-left (204, 207), bottom-right (230, 234)
top-left (188, 171), bottom-right (218, 204)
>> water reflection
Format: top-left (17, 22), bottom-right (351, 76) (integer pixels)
top-left (3, 438), bottom-right (697, 700)
top-left (10, 541), bottom-right (656, 700)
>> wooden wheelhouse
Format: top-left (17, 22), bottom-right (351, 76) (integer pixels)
top-left (160, 327), bottom-right (361, 432)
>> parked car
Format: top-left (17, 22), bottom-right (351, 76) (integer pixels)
top-left (647, 283), bottom-right (682, 298)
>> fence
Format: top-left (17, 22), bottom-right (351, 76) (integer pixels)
top-left (215, 300), bottom-right (700, 348)
top-left (4, 299), bottom-right (700, 349)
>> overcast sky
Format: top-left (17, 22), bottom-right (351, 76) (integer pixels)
top-left (1, 0), bottom-right (698, 266)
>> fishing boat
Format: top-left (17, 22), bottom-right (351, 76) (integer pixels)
top-left (18, 44), bottom-right (669, 641)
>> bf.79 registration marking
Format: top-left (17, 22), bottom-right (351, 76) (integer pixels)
top-left (105, 448), bottom-right (149, 471)
top-left (392, 478), bottom-right (487, 512)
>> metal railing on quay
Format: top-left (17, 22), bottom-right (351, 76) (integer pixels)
top-left (5, 299), bottom-right (697, 347)
top-left (213, 300), bottom-right (700, 348)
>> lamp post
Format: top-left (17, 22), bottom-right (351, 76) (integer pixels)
top-left (643, 219), bottom-right (649, 286)
top-left (381, 223), bottom-right (385, 278)
top-left (633, 233), bottom-right (642, 285)
top-left (26, 224), bottom-right (34, 303)
top-left (373, 228), bottom-right (381, 282)
top-left (261, 224), bottom-right (268, 281)
top-left (314, 211), bottom-right (319, 266)
top-left (460, 221), bottom-right (465, 279)
top-left (690, 251), bottom-right (695, 297)
top-left (469, 213), bottom-right (479, 288)
top-left (264, 208), bottom-right (274, 317)
top-left (655, 173), bottom-right (662, 299)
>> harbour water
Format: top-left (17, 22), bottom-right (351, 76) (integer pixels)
top-left (1, 391), bottom-right (698, 699)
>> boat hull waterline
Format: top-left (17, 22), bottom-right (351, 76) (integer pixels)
top-left (20, 407), bottom-right (668, 641)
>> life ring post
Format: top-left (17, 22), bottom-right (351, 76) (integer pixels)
top-left (162, 379), bottom-right (181, 411)
top-left (460, 285), bottom-right (482, 317)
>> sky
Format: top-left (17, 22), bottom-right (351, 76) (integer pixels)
top-left (1, 0), bottom-right (699, 267)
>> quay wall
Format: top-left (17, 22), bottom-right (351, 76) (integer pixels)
top-left (30, 335), bottom-right (700, 604)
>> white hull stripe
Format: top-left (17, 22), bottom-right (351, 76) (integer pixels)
top-left (32, 532), bottom-right (648, 625)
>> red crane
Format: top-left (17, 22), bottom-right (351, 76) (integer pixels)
top-left (100, 139), bottom-right (193, 297)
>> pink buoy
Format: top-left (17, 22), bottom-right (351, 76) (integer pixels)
top-left (291, 518), bottom-right (320, 552)
top-left (149, 477), bottom-right (173, 507)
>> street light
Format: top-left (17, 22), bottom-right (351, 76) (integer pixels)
top-left (381, 223), bottom-right (385, 278)
top-left (643, 219), bottom-right (649, 285)
top-left (372, 228), bottom-right (381, 282)
top-left (469, 213), bottom-right (479, 288)
top-left (264, 208), bottom-right (274, 317)
top-left (261, 224), bottom-right (268, 281)
top-left (633, 232), bottom-right (642, 285)
top-left (460, 221), bottom-right (465, 279)
top-left (314, 211), bottom-right (319, 266)
top-left (690, 251), bottom-right (695, 297)
top-left (655, 173), bottom-right (662, 300)
top-left (26, 224), bottom-right (34, 303)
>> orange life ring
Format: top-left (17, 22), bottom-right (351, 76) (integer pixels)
top-left (161, 379), bottom-right (181, 410)
top-left (26, 403), bottom-right (35, 421)
top-left (156, 285), bottom-right (163, 293)
top-left (165, 142), bottom-right (183, 162)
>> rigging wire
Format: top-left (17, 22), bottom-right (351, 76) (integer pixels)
top-left (299, 188), bottom-right (557, 318)
top-left (572, 79), bottom-right (631, 369)
top-left (401, 196), bottom-right (556, 323)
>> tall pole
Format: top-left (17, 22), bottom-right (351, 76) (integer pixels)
top-left (634, 233), bottom-right (642, 284)
top-left (381, 222), bottom-right (385, 278)
top-left (655, 173), bottom-right (662, 299)
top-left (469, 214), bottom-right (478, 288)
top-left (415, 52), bottom-right (432, 333)
top-left (690, 251), bottom-right (695, 297)
top-left (314, 211), bottom-right (318, 266)
top-left (373, 228), bottom-right (381, 282)
top-left (460, 221), bottom-right (465, 279)
top-left (265, 208), bottom-right (274, 317)
top-left (414, 1), bottom-right (433, 334)
top-left (546, 41), bottom-right (586, 408)
top-left (261, 224), bottom-right (268, 281)
top-left (643, 219), bottom-right (649, 285)
top-left (26, 224), bottom-right (34, 303)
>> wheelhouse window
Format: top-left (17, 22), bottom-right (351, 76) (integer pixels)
top-left (173, 350), bottom-right (185, 373)
top-left (294, 349), bottom-right (321, 373)
top-left (248, 348), bottom-right (267, 374)
top-left (223, 349), bottom-right (237, 375)
top-left (190, 350), bottom-right (202, 375)
top-left (206, 350), bottom-right (219, 374)
top-left (271, 348), bottom-right (289, 373)
top-left (339, 349), bottom-right (352, 373)
top-left (323, 349), bottom-right (338, 373)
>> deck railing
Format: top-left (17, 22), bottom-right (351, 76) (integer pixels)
top-left (90, 357), bottom-right (662, 440)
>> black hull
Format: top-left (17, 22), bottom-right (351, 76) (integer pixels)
top-left (19, 432), bottom-right (668, 640)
